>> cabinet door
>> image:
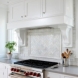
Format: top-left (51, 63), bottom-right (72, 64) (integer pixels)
top-left (9, 1), bottom-right (25, 21)
top-left (24, 0), bottom-right (42, 19)
top-left (3, 66), bottom-right (8, 78)
top-left (0, 64), bottom-right (5, 78)
top-left (42, 0), bottom-right (63, 17)
top-left (0, 70), bottom-right (4, 78)
top-left (45, 72), bottom-right (61, 78)
top-left (64, 0), bottom-right (73, 18)
top-left (7, 65), bottom-right (11, 78)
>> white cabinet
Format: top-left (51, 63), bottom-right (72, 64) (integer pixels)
top-left (64, 0), bottom-right (73, 18)
top-left (0, 63), bottom-right (11, 78)
top-left (0, 71), bottom-right (4, 78)
top-left (8, 0), bottom-right (73, 22)
top-left (9, 1), bottom-right (25, 21)
top-left (45, 71), bottom-right (78, 78)
top-left (9, 0), bottom-right (42, 22)
top-left (6, 65), bottom-right (11, 78)
top-left (42, 0), bottom-right (73, 18)
top-left (45, 71), bottom-right (61, 78)
top-left (25, 0), bottom-right (42, 19)
top-left (0, 64), bottom-right (4, 78)
top-left (42, 0), bottom-right (64, 17)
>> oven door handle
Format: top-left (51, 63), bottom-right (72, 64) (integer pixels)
top-left (9, 73), bottom-right (27, 78)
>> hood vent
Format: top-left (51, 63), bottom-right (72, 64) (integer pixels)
top-left (15, 25), bottom-right (73, 48)
top-left (8, 16), bottom-right (74, 47)
top-left (7, 0), bottom-right (74, 47)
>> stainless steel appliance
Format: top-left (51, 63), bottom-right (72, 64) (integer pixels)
top-left (9, 59), bottom-right (58, 78)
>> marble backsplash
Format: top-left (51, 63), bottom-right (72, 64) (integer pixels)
top-left (18, 28), bottom-right (77, 66)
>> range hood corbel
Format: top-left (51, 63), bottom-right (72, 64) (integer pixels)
top-left (15, 25), bottom-right (73, 48)
top-left (15, 29), bottom-right (28, 47)
top-left (58, 25), bottom-right (73, 47)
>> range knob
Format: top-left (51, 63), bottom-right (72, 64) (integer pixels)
top-left (33, 73), bottom-right (37, 76)
top-left (36, 73), bottom-right (41, 77)
top-left (14, 68), bottom-right (16, 72)
top-left (24, 72), bottom-right (29, 76)
top-left (16, 69), bottom-right (20, 72)
top-left (30, 72), bottom-right (33, 75)
top-left (11, 68), bottom-right (14, 71)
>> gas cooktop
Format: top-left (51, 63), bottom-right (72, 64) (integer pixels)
top-left (14, 59), bottom-right (58, 69)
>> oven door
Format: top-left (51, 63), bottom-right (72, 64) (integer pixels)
top-left (9, 73), bottom-right (30, 78)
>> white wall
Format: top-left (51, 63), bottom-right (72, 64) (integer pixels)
top-left (0, 7), bottom-right (7, 57)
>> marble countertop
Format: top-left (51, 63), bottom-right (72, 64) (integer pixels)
top-left (45, 64), bottom-right (78, 77)
top-left (0, 58), bottom-right (21, 64)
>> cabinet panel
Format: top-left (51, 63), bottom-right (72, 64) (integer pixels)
top-left (7, 65), bottom-right (11, 78)
top-left (0, 63), bottom-right (11, 78)
top-left (43, 0), bottom-right (64, 17)
top-left (9, 1), bottom-right (25, 21)
top-left (0, 70), bottom-right (4, 78)
top-left (45, 72), bottom-right (61, 78)
top-left (45, 72), bottom-right (78, 78)
top-left (25, 0), bottom-right (42, 19)
top-left (64, 0), bottom-right (73, 18)
top-left (0, 64), bottom-right (5, 78)
top-left (4, 67), bottom-right (8, 78)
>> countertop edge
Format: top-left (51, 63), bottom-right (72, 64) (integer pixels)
top-left (45, 69), bottom-right (78, 77)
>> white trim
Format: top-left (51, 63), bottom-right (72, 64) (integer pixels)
top-left (7, 16), bottom-right (74, 29)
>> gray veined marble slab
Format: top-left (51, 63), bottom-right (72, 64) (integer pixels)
top-left (45, 65), bottom-right (78, 77)
top-left (0, 58), bottom-right (21, 64)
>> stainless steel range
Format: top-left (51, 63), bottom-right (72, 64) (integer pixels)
top-left (9, 59), bottom-right (58, 78)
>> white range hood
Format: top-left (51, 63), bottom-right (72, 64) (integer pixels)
top-left (15, 25), bottom-right (73, 48)
top-left (7, 0), bottom-right (74, 47)
top-left (8, 15), bottom-right (74, 47)
top-left (7, 15), bottom-right (74, 29)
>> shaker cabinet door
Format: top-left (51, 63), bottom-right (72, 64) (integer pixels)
top-left (0, 70), bottom-right (4, 78)
top-left (0, 64), bottom-right (5, 78)
top-left (45, 72), bottom-right (61, 78)
top-left (25, 0), bottom-right (42, 19)
top-left (42, 0), bottom-right (64, 17)
top-left (9, 1), bottom-right (25, 22)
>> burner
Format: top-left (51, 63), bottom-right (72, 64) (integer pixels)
top-left (14, 59), bottom-right (58, 69)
